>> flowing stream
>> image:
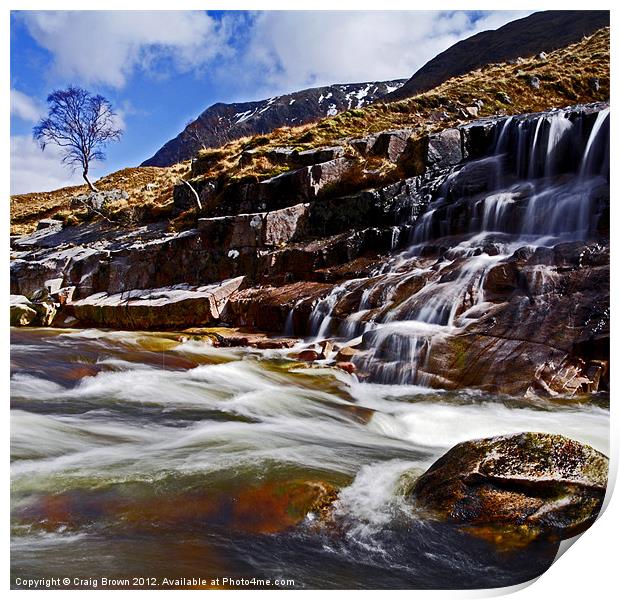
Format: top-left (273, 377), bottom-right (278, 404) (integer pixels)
top-left (11, 327), bottom-right (608, 589)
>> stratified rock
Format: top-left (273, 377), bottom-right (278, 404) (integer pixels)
top-left (349, 135), bottom-right (378, 156)
top-left (370, 129), bottom-right (414, 162)
top-left (182, 327), bottom-right (298, 349)
top-left (399, 128), bottom-right (463, 175)
top-left (237, 157), bottom-right (355, 213)
top-left (227, 281), bottom-right (334, 334)
top-left (409, 432), bottom-right (608, 539)
top-left (294, 146), bottom-right (345, 166)
top-left (198, 203), bottom-right (309, 249)
top-left (69, 277), bottom-right (245, 329)
top-left (10, 295), bottom-right (37, 326)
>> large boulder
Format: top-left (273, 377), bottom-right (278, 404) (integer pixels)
top-left (226, 280), bottom-right (334, 334)
top-left (400, 128), bottom-right (463, 175)
top-left (370, 129), bottom-right (414, 162)
top-left (409, 432), bottom-right (608, 539)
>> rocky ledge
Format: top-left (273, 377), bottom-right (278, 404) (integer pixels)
top-left (408, 432), bottom-right (608, 540)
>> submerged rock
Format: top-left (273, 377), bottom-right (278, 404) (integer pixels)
top-left (296, 350), bottom-right (320, 362)
top-left (409, 432), bottom-right (608, 540)
top-left (17, 479), bottom-right (338, 536)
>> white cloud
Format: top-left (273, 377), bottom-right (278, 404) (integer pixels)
top-left (21, 11), bottom-right (232, 88)
top-left (11, 89), bottom-right (44, 122)
top-left (226, 10), bottom-right (534, 96)
top-left (11, 135), bottom-right (85, 195)
top-left (19, 10), bottom-right (533, 95)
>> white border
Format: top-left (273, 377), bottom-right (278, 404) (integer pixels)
top-left (3, 1), bottom-right (616, 598)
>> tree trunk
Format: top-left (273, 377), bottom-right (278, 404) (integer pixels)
top-left (82, 168), bottom-right (98, 192)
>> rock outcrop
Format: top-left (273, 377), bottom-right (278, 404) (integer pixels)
top-left (10, 291), bottom-right (57, 327)
top-left (68, 278), bottom-right (245, 330)
top-left (10, 295), bottom-right (37, 326)
top-left (409, 433), bottom-right (608, 539)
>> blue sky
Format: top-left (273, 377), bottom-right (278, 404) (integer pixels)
top-left (10, 10), bottom-right (532, 194)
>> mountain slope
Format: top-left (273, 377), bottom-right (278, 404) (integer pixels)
top-left (385, 10), bottom-right (609, 101)
top-left (142, 80), bottom-right (405, 167)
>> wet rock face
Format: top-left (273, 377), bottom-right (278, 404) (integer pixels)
top-left (9, 103), bottom-right (610, 400)
top-left (226, 281), bottom-right (334, 335)
top-left (409, 433), bottom-right (608, 539)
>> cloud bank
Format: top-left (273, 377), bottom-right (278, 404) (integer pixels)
top-left (232, 11), bottom-right (532, 95)
top-left (11, 10), bottom-right (533, 194)
top-left (19, 10), bottom-right (532, 95)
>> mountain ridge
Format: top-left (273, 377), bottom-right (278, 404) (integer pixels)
top-left (141, 79), bottom-right (405, 167)
top-left (385, 10), bottom-right (610, 101)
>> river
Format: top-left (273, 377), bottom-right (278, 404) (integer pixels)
top-left (10, 327), bottom-right (609, 589)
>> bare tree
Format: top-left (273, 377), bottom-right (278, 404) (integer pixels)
top-left (33, 86), bottom-right (123, 192)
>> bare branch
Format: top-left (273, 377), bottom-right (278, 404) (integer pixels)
top-left (33, 86), bottom-right (124, 191)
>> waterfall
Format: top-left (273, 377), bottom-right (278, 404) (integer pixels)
top-left (580, 107), bottom-right (610, 176)
top-left (303, 104), bottom-right (609, 385)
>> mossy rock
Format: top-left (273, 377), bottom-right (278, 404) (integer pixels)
top-left (409, 432), bottom-right (608, 540)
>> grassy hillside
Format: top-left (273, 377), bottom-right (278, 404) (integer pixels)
top-left (11, 27), bottom-right (609, 236)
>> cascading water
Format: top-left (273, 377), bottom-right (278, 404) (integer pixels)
top-left (305, 104), bottom-right (610, 385)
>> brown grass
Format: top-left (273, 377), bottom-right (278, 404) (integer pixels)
top-left (10, 164), bottom-right (190, 235)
